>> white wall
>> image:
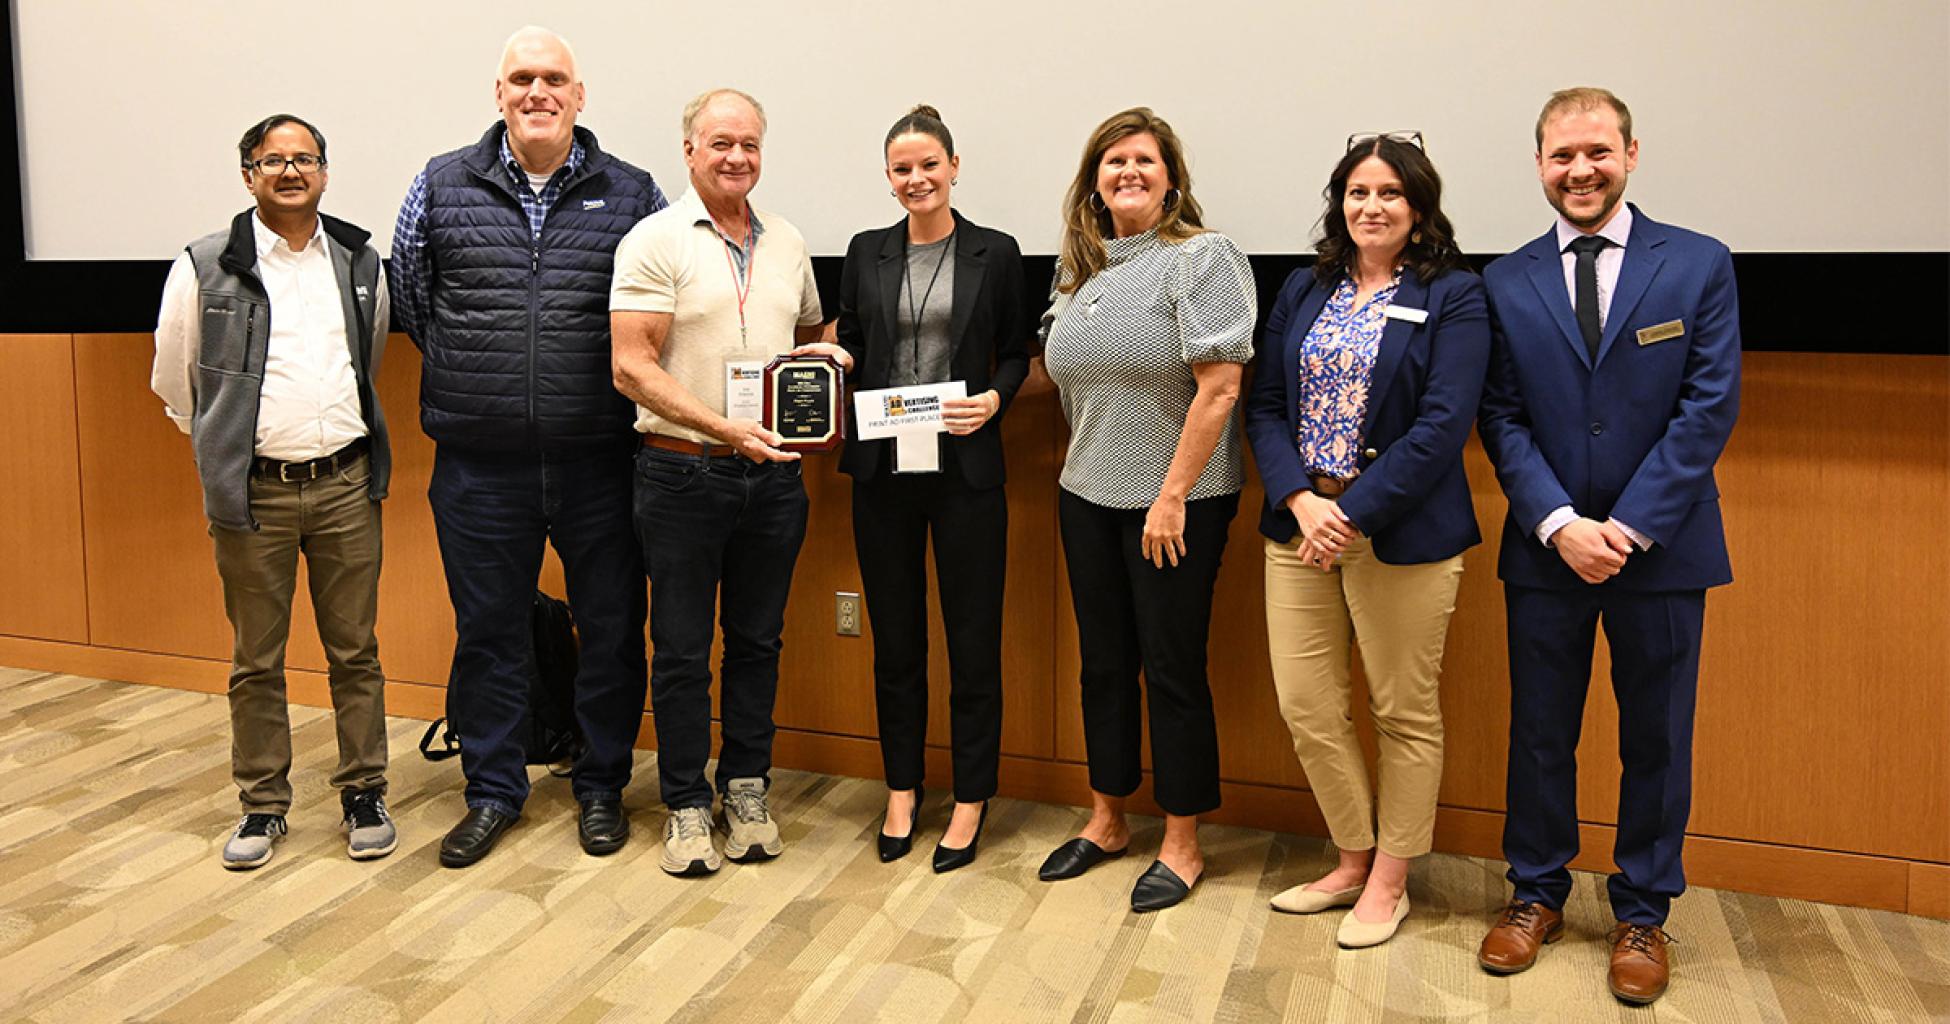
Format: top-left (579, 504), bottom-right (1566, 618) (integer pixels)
top-left (14, 0), bottom-right (1949, 259)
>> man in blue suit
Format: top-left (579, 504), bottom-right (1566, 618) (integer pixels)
top-left (1475, 88), bottom-right (1740, 1006)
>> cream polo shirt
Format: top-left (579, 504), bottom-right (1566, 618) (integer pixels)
top-left (610, 189), bottom-right (823, 443)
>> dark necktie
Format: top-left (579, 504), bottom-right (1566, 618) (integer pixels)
top-left (1569, 235), bottom-right (1609, 360)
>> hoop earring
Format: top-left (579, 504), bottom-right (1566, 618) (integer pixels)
top-left (1164, 188), bottom-right (1182, 211)
top-left (1088, 193), bottom-right (1106, 212)
top-left (1411, 228), bottom-right (1424, 244)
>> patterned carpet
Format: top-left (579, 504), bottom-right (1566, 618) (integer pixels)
top-left (1, 667), bottom-right (1944, 1023)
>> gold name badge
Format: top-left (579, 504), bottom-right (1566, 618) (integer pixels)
top-left (1637, 320), bottom-right (1685, 346)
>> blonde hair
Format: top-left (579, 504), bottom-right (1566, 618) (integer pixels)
top-left (682, 88), bottom-right (767, 141)
top-left (1535, 87), bottom-right (1633, 148)
top-left (1056, 108), bottom-right (1205, 294)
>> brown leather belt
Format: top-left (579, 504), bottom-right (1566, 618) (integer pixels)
top-left (642, 433), bottom-right (737, 458)
top-left (251, 437), bottom-right (368, 482)
top-left (1309, 474), bottom-right (1349, 497)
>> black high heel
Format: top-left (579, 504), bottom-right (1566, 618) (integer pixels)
top-left (877, 786), bottom-right (924, 862)
top-left (931, 800), bottom-right (988, 874)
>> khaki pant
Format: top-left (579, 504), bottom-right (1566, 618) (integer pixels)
top-left (210, 455), bottom-right (387, 814)
top-left (1264, 533), bottom-right (1462, 857)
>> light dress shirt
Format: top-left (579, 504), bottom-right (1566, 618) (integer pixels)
top-left (153, 213), bottom-right (370, 460)
top-left (1535, 203), bottom-right (1649, 551)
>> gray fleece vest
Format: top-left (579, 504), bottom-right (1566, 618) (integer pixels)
top-left (184, 210), bottom-right (390, 529)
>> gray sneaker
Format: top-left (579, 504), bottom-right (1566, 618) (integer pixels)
top-left (721, 777), bottom-right (783, 862)
top-left (341, 788), bottom-right (398, 860)
top-left (222, 813), bottom-right (287, 870)
top-left (660, 806), bottom-right (723, 876)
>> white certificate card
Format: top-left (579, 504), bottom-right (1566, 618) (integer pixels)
top-left (854, 381), bottom-right (967, 474)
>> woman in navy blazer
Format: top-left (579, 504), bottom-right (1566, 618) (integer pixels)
top-left (834, 105), bottom-right (1031, 874)
top-left (1243, 134), bottom-right (1489, 948)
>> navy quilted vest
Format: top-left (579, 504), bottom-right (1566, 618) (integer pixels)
top-left (417, 125), bottom-right (665, 451)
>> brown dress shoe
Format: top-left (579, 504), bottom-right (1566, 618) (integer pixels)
top-left (1606, 923), bottom-right (1673, 1004)
top-left (1477, 899), bottom-right (1565, 974)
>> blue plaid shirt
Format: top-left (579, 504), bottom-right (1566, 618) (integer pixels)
top-left (389, 135), bottom-right (588, 345)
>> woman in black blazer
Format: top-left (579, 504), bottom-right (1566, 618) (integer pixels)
top-left (835, 105), bottom-right (1031, 873)
top-left (1242, 133), bottom-right (1489, 948)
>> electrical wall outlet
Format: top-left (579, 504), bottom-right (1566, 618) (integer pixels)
top-left (835, 592), bottom-right (862, 636)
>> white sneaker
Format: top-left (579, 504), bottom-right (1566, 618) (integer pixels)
top-left (222, 813), bottom-right (287, 870)
top-left (660, 806), bottom-right (722, 876)
top-left (721, 777), bottom-right (783, 862)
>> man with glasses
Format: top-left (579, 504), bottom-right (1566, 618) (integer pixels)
top-left (1476, 87), bottom-right (1741, 1005)
top-left (390, 26), bottom-right (667, 867)
top-left (153, 113), bottom-right (395, 870)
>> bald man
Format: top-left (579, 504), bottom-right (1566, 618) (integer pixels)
top-left (390, 27), bottom-right (667, 867)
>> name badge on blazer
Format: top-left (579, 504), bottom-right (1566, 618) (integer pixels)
top-left (1383, 304), bottom-right (1429, 324)
top-left (1637, 319), bottom-right (1685, 345)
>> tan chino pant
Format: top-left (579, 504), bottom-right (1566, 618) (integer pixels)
top-left (1264, 533), bottom-right (1462, 858)
top-left (210, 454), bottom-right (387, 814)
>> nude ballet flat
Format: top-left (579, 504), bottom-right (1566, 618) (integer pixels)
top-left (1270, 882), bottom-right (1364, 914)
top-left (1336, 893), bottom-right (1410, 949)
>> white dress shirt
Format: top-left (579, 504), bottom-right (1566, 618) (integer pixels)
top-left (1536, 204), bottom-right (1650, 551)
top-left (153, 214), bottom-right (375, 460)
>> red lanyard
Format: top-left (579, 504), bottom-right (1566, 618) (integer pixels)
top-left (717, 217), bottom-right (756, 346)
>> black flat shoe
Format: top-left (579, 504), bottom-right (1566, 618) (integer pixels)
top-left (578, 797), bottom-right (629, 856)
top-left (1037, 836), bottom-right (1128, 882)
top-left (440, 806), bottom-right (518, 868)
top-left (877, 786), bottom-right (924, 863)
top-left (1130, 860), bottom-right (1195, 912)
top-left (931, 801), bottom-right (988, 874)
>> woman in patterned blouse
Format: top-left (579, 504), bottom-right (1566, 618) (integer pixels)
top-left (1036, 108), bottom-right (1257, 913)
top-left (1242, 134), bottom-right (1490, 948)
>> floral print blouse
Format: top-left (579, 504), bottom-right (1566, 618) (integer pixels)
top-left (1298, 271), bottom-right (1401, 479)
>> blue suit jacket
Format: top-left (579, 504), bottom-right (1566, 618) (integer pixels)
top-left (1245, 265), bottom-right (1490, 564)
top-left (1478, 205), bottom-right (1741, 592)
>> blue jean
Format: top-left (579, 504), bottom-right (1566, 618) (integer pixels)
top-left (634, 447), bottom-right (807, 810)
top-left (428, 443), bottom-right (648, 817)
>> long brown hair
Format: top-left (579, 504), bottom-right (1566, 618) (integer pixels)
top-left (1056, 108), bottom-right (1205, 294)
top-left (1313, 137), bottom-right (1466, 285)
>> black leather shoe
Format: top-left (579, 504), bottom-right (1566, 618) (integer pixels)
top-left (440, 806), bottom-right (517, 868)
top-left (931, 801), bottom-right (988, 874)
top-left (1130, 860), bottom-right (1195, 912)
top-left (877, 787), bottom-right (924, 863)
top-left (578, 798), bottom-right (629, 856)
top-left (1038, 837), bottom-right (1127, 882)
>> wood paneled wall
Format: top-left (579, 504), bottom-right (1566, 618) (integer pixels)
top-left (3, 334), bottom-right (1945, 916)
top-left (0, 335), bottom-right (88, 643)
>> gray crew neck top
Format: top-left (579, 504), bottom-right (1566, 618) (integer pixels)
top-left (892, 232), bottom-right (957, 387)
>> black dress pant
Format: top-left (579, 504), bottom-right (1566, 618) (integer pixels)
top-left (1058, 488), bottom-right (1238, 817)
top-left (851, 465), bottom-right (1007, 803)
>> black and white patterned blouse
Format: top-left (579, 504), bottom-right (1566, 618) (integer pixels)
top-left (1044, 229), bottom-right (1257, 509)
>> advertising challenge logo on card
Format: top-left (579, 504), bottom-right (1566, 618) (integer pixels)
top-left (881, 393), bottom-right (941, 419)
top-left (855, 382), bottom-right (966, 441)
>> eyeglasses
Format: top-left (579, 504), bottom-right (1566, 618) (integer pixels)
top-left (245, 154), bottom-right (326, 175)
top-left (1346, 131), bottom-right (1425, 152)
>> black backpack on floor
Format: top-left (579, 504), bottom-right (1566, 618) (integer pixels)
top-left (419, 591), bottom-right (583, 773)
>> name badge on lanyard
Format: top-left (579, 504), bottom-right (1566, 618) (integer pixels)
top-left (725, 360), bottom-right (764, 421)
